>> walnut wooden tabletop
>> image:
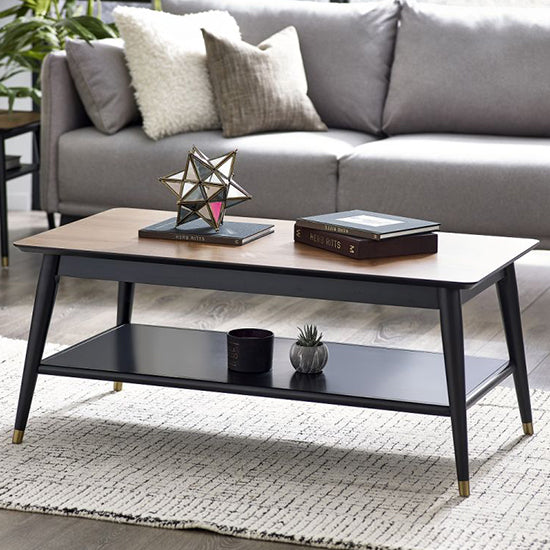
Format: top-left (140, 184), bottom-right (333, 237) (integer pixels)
top-left (0, 109), bottom-right (40, 130)
top-left (15, 208), bottom-right (538, 287)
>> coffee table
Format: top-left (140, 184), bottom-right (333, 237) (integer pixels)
top-left (12, 208), bottom-right (538, 497)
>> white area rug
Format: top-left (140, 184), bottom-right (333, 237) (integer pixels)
top-left (1, 336), bottom-right (549, 549)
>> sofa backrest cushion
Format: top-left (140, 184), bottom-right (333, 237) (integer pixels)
top-left (162, 0), bottom-right (400, 135)
top-left (383, 2), bottom-right (550, 137)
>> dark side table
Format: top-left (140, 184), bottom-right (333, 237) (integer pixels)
top-left (0, 109), bottom-right (54, 268)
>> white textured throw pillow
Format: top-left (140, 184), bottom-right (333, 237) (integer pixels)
top-left (114, 7), bottom-right (240, 140)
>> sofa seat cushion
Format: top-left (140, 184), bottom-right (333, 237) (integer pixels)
top-left (338, 134), bottom-right (550, 243)
top-left (58, 126), bottom-right (374, 219)
top-left (162, 0), bottom-right (400, 135)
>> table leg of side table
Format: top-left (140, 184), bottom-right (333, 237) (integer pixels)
top-left (31, 126), bottom-right (40, 212)
top-left (113, 281), bottom-right (135, 392)
top-left (47, 213), bottom-right (56, 229)
top-left (0, 140), bottom-right (8, 267)
top-left (12, 254), bottom-right (60, 444)
top-left (496, 264), bottom-right (534, 436)
top-left (438, 288), bottom-right (469, 497)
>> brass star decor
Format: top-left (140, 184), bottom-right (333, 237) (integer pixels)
top-left (159, 146), bottom-right (251, 231)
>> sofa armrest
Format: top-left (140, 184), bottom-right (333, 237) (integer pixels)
top-left (40, 50), bottom-right (90, 213)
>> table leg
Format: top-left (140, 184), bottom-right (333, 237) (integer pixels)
top-left (113, 281), bottom-right (135, 391)
top-left (13, 254), bottom-right (60, 443)
top-left (0, 139), bottom-right (8, 267)
top-left (47, 213), bottom-right (55, 229)
top-left (31, 127), bottom-right (40, 212)
top-left (496, 264), bottom-right (533, 436)
top-left (438, 288), bottom-right (469, 497)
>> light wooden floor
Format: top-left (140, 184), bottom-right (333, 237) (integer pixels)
top-left (1, 211), bottom-right (549, 550)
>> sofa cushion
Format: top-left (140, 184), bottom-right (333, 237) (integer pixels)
top-left (57, 126), bottom-right (375, 219)
top-left (383, 2), bottom-right (550, 137)
top-left (338, 134), bottom-right (550, 243)
top-left (113, 7), bottom-right (241, 140)
top-left (65, 38), bottom-right (140, 135)
top-left (203, 26), bottom-right (326, 138)
top-left (162, 0), bottom-right (400, 135)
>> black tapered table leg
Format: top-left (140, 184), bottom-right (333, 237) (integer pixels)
top-left (13, 254), bottom-right (60, 443)
top-left (113, 281), bottom-right (135, 392)
top-left (496, 264), bottom-right (533, 436)
top-left (46, 213), bottom-right (55, 229)
top-left (0, 140), bottom-right (8, 267)
top-left (31, 127), bottom-right (40, 211)
top-left (117, 281), bottom-right (135, 325)
top-left (438, 288), bottom-right (469, 497)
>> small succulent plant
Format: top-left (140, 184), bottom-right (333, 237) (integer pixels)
top-left (291, 324), bottom-right (328, 373)
top-left (296, 324), bottom-right (323, 347)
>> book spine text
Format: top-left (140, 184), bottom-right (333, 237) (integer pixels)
top-left (139, 230), bottom-right (240, 245)
top-left (294, 226), bottom-right (362, 258)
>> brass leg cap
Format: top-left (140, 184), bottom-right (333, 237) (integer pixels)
top-left (113, 382), bottom-right (123, 392)
top-left (523, 422), bottom-right (534, 436)
top-left (458, 480), bottom-right (470, 497)
top-left (12, 430), bottom-right (24, 444)
top-left (2, 256), bottom-right (8, 268)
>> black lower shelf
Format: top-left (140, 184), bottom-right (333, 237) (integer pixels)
top-left (39, 324), bottom-right (509, 416)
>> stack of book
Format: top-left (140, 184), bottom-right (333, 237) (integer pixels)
top-left (294, 210), bottom-right (439, 260)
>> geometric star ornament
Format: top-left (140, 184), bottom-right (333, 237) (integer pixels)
top-left (158, 146), bottom-right (252, 231)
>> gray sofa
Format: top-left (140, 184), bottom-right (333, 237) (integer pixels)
top-left (41, 0), bottom-right (550, 246)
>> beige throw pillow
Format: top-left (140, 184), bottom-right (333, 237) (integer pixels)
top-left (202, 26), bottom-right (327, 138)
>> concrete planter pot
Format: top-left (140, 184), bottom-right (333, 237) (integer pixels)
top-left (289, 343), bottom-right (329, 374)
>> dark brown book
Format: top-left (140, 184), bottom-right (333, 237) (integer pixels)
top-left (294, 224), bottom-right (438, 259)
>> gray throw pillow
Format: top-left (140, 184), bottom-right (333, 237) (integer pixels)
top-left (66, 38), bottom-right (140, 135)
top-left (164, 0), bottom-right (400, 135)
top-left (383, 2), bottom-right (550, 137)
top-left (202, 26), bottom-right (327, 138)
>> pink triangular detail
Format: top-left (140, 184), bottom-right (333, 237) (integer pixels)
top-left (210, 202), bottom-right (223, 222)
